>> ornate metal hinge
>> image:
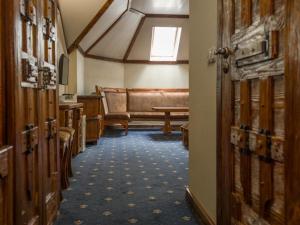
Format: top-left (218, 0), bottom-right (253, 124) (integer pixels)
top-left (38, 66), bottom-right (57, 89)
top-left (256, 129), bottom-right (272, 161)
top-left (46, 118), bottom-right (57, 140)
top-left (43, 17), bottom-right (56, 42)
top-left (21, 124), bottom-right (38, 200)
top-left (22, 124), bottom-right (39, 154)
top-left (20, 0), bottom-right (37, 25)
top-left (22, 58), bottom-right (38, 85)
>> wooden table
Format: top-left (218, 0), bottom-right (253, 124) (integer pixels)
top-left (152, 107), bottom-right (189, 135)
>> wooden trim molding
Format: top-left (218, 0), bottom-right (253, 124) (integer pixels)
top-left (145, 13), bottom-right (189, 19)
top-left (129, 8), bottom-right (189, 18)
top-left (123, 16), bottom-right (146, 60)
top-left (124, 60), bottom-right (189, 64)
top-left (85, 54), bottom-right (124, 63)
top-left (85, 54), bottom-right (189, 64)
top-left (67, 0), bottom-right (114, 54)
top-left (285, 0), bottom-right (300, 224)
top-left (185, 187), bottom-right (216, 225)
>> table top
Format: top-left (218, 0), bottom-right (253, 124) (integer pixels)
top-left (59, 102), bottom-right (84, 110)
top-left (152, 107), bottom-right (189, 112)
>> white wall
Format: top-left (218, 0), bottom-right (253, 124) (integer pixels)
top-left (125, 64), bottom-right (189, 88)
top-left (77, 51), bottom-right (85, 95)
top-left (66, 50), bottom-right (85, 94)
top-left (189, 0), bottom-right (217, 222)
top-left (84, 58), bottom-right (125, 94)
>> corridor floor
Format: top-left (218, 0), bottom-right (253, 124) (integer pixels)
top-left (55, 130), bottom-right (200, 225)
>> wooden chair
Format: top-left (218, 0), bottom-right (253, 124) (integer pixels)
top-left (181, 122), bottom-right (189, 149)
top-left (99, 89), bottom-right (130, 135)
top-left (60, 127), bottom-right (75, 177)
top-left (59, 130), bottom-right (71, 190)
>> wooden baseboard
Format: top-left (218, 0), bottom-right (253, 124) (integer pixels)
top-left (185, 187), bottom-right (216, 225)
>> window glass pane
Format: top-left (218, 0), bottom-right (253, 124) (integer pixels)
top-left (150, 26), bottom-right (182, 61)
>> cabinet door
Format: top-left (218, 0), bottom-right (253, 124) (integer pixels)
top-left (15, 0), bottom-right (43, 224)
top-left (40, 0), bottom-right (60, 224)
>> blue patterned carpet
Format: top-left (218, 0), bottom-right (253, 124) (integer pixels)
top-left (55, 130), bottom-right (200, 225)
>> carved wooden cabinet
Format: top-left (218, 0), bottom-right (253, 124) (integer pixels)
top-left (77, 96), bottom-right (103, 144)
top-left (3, 0), bottom-right (60, 224)
top-left (59, 103), bottom-right (84, 156)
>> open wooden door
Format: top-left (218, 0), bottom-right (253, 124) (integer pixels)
top-left (217, 0), bottom-right (300, 224)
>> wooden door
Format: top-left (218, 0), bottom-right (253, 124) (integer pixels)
top-left (15, 0), bottom-right (44, 223)
top-left (40, 0), bottom-right (60, 224)
top-left (0, 2), bottom-right (14, 225)
top-left (6, 0), bottom-right (59, 224)
top-left (218, 0), bottom-right (300, 224)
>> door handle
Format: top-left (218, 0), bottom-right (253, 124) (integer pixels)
top-left (214, 47), bottom-right (232, 59)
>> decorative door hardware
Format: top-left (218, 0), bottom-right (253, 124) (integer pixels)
top-left (235, 31), bottom-right (279, 67)
top-left (214, 47), bottom-right (232, 59)
top-left (22, 124), bottom-right (39, 154)
top-left (43, 17), bottom-right (56, 42)
top-left (22, 58), bottom-right (39, 85)
top-left (38, 66), bottom-right (57, 89)
top-left (215, 47), bottom-right (232, 73)
top-left (20, 0), bottom-right (37, 25)
top-left (21, 124), bottom-right (39, 200)
top-left (46, 118), bottom-right (57, 140)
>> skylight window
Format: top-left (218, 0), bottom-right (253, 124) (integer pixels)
top-left (150, 27), bottom-right (182, 61)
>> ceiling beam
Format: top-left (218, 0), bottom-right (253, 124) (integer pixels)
top-left (85, 54), bottom-right (189, 64)
top-left (86, 54), bottom-right (124, 63)
top-left (145, 14), bottom-right (189, 19)
top-left (85, 9), bottom-right (128, 54)
top-left (67, 0), bottom-right (114, 54)
top-left (124, 60), bottom-right (189, 65)
top-left (130, 7), bottom-right (189, 18)
top-left (123, 16), bottom-right (146, 61)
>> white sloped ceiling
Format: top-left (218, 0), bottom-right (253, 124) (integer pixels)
top-left (130, 0), bottom-right (189, 15)
top-left (89, 11), bottom-right (144, 59)
top-left (58, 0), bottom-right (107, 47)
top-left (59, 0), bottom-right (189, 60)
top-left (80, 0), bottom-right (128, 51)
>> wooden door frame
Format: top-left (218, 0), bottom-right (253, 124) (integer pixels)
top-left (216, 0), bottom-right (232, 224)
top-left (284, 1), bottom-right (300, 224)
top-left (216, 0), bottom-right (300, 224)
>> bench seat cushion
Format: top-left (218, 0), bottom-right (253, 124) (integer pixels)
top-left (105, 112), bottom-right (130, 120)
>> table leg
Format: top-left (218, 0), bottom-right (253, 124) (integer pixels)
top-left (163, 112), bottom-right (172, 135)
